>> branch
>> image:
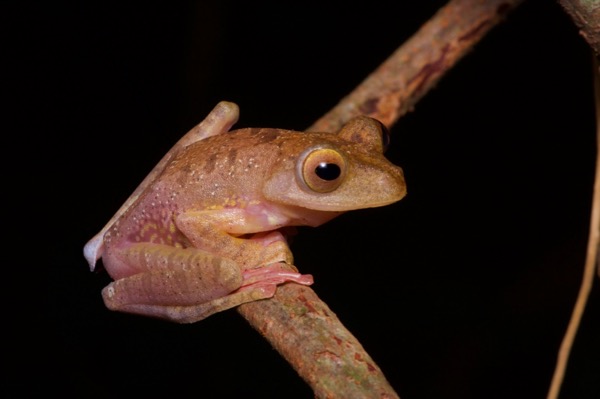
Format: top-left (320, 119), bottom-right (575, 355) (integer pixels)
top-left (310, 0), bottom-right (524, 132)
top-left (558, 0), bottom-right (600, 56)
top-left (237, 0), bottom-right (523, 397)
top-left (238, 283), bottom-right (398, 398)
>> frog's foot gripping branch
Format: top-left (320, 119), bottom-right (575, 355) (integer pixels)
top-left (238, 262), bottom-right (314, 290)
top-left (158, 263), bottom-right (313, 323)
top-left (102, 287), bottom-right (278, 324)
top-left (101, 257), bottom-right (313, 324)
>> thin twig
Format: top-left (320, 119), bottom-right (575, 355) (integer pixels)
top-left (546, 56), bottom-right (600, 399)
top-left (237, 1), bottom-right (523, 397)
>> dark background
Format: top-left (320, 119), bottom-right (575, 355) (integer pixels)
top-left (6, 1), bottom-right (599, 398)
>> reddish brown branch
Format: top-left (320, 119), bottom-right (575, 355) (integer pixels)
top-left (237, 1), bottom-right (523, 397)
top-left (309, 0), bottom-right (524, 133)
top-left (238, 283), bottom-right (397, 398)
top-left (558, 0), bottom-right (600, 56)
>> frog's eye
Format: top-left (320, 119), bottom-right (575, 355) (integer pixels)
top-left (300, 148), bottom-right (346, 193)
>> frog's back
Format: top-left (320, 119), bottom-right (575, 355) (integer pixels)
top-left (104, 128), bottom-right (302, 252)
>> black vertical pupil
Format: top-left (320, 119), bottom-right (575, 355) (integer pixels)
top-left (315, 162), bottom-right (341, 180)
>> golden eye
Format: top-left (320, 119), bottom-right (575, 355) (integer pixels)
top-left (301, 148), bottom-right (346, 193)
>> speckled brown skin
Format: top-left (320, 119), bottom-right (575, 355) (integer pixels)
top-left (85, 102), bottom-right (406, 323)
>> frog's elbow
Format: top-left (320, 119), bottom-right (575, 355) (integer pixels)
top-left (83, 232), bottom-right (105, 271)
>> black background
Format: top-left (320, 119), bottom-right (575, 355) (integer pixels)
top-left (7, 1), bottom-right (600, 398)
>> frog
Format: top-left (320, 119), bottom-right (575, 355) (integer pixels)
top-left (84, 101), bottom-right (406, 323)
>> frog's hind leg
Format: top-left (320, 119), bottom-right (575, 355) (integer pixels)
top-left (111, 285), bottom-right (277, 323)
top-left (101, 243), bottom-right (314, 324)
top-left (152, 263), bottom-right (315, 323)
top-left (101, 243), bottom-right (245, 322)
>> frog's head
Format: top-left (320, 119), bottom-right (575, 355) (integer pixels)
top-left (263, 116), bottom-right (406, 214)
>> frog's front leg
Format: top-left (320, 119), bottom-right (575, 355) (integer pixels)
top-left (175, 208), bottom-right (296, 270)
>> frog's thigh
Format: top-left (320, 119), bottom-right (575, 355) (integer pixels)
top-left (103, 243), bottom-right (243, 314)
